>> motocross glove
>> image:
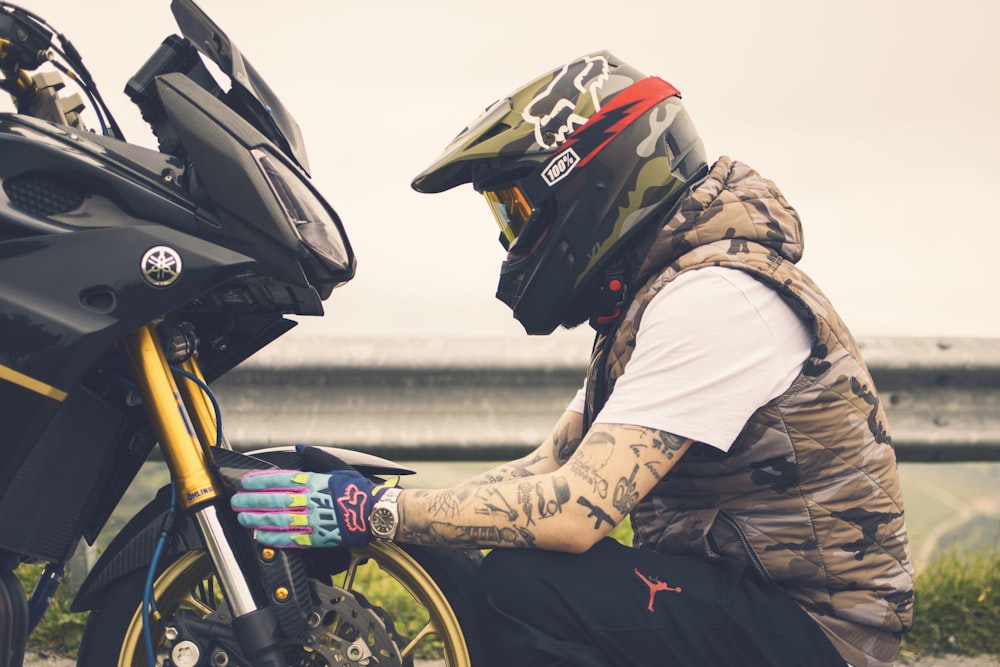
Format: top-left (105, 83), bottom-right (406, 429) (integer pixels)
top-left (231, 468), bottom-right (397, 549)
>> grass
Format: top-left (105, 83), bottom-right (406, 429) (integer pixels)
top-left (898, 549), bottom-right (1000, 662)
top-left (19, 534), bottom-right (1000, 663)
top-left (15, 565), bottom-right (86, 656)
top-left (331, 557), bottom-right (444, 659)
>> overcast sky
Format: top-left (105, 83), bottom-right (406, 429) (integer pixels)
top-left (27, 0), bottom-right (1000, 343)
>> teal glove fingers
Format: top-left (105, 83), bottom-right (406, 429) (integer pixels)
top-left (231, 509), bottom-right (306, 529)
top-left (231, 470), bottom-right (342, 548)
top-left (231, 468), bottom-right (397, 549)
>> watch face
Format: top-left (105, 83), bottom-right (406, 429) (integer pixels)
top-left (371, 507), bottom-right (396, 537)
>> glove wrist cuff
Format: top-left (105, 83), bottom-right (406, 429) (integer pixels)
top-left (327, 475), bottom-right (399, 547)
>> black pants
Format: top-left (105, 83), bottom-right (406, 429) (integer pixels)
top-left (474, 538), bottom-right (848, 667)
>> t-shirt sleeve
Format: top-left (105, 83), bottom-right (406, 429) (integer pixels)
top-left (567, 385), bottom-right (587, 414)
top-left (588, 267), bottom-right (812, 451)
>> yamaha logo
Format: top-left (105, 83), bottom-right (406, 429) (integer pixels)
top-left (141, 246), bottom-right (182, 287)
top-left (542, 148), bottom-right (580, 186)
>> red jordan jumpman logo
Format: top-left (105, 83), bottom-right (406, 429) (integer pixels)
top-left (634, 568), bottom-right (682, 612)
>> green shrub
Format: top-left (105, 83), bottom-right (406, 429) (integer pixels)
top-left (16, 563), bottom-right (86, 657)
top-left (899, 549), bottom-right (1000, 661)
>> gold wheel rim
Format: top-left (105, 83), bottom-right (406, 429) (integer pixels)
top-left (116, 546), bottom-right (470, 666)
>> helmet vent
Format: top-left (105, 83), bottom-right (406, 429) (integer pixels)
top-left (4, 173), bottom-right (87, 218)
top-left (467, 122), bottom-right (510, 149)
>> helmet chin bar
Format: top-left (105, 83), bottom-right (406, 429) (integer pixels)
top-left (497, 257), bottom-right (628, 336)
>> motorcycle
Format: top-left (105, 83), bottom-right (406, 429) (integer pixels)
top-left (0, 1), bottom-right (482, 665)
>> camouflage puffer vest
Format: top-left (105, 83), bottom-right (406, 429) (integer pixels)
top-left (585, 157), bottom-right (914, 667)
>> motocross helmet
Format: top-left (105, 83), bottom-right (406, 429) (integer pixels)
top-left (412, 51), bottom-right (707, 335)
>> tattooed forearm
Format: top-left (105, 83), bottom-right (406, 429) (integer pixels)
top-left (567, 457), bottom-right (609, 499)
top-left (425, 489), bottom-right (463, 519)
top-left (398, 521), bottom-right (537, 549)
top-left (553, 424), bottom-right (584, 465)
top-left (650, 430), bottom-right (689, 459)
top-left (464, 452), bottom-right (549, 486)
top-left (597, 426), bottom-right (693, 485)
top-left (401, 484), bottom-right (540, 549)
top-left (517, 482), bottom-right (537, 526)
top-left (587, 431), bottom-right (616, 447)
top-left (396, 423), bottom-right (691, 552)
top-left (515, 476), bottom-right (573, 527)
top-left (576, 496), bottom-right (616, 530)
top-left (475, 487), bottom-right (519, 522)
top-left (539, 476), bottom-right (571, 518)
top-left (612, 464), bottom-right (640, 514)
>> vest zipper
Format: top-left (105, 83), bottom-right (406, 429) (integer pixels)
top-left (717, 510), bottom-right (771, 583)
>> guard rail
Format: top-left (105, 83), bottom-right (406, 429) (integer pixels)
top-left (212, 335), bottom-right (1000, 463)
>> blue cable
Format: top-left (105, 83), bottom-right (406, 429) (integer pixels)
top-left (171, 366), bottom-right (226, 449)
top-left (140, 366), bottom-right (224, 662)
top-left (143, 486), bottom-right (176, 666)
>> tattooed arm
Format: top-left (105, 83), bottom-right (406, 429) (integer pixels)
top-left (456, 409), bottom-right (585, 486)
top-left (396, 421), bottom-right (692, 553)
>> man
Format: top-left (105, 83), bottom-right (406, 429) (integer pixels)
top-left (232, 51), bottom-right (913, 666)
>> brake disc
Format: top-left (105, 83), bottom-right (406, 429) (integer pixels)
top-left (179, 578), bottom-right (407, 667)
top-left (289, 579), bottom-right (407, 667)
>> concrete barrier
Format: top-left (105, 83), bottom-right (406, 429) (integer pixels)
top-left (212, 335), bottom-right (1000, 463)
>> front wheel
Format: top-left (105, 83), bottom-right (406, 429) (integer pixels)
top-left (77, 542), bottom-right (483, 666)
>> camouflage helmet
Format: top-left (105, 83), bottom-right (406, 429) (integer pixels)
top-left (412, 51), bottom-right (707, 335)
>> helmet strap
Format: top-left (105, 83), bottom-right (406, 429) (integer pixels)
top-left (588, 261), bottom-right (628, 335)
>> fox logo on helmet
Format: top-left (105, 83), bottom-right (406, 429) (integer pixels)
top-left (523, 55), bottom-right (610, 150)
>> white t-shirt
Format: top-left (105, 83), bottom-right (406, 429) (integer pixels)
top-left (567, 267), bottom-right (812, 451)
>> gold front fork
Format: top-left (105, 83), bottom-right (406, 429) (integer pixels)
top-left (121, 324), bottom-right (219, 510)
top-left (177, 355), bottom-right (231, 452)
top-left (122, 323), bottom-right (261, 616)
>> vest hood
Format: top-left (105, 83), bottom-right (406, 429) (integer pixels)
top-left (635, 156), bottom-right (804, 286)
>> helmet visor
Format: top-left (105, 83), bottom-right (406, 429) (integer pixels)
top-left (483, 185), bottom-right (535, 246)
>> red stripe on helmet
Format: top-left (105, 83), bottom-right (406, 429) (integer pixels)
top-left (570, 77), bottom-right (681, 168)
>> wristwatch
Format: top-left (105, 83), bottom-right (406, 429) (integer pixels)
top-left (370, 487), bottom-right (402, 541)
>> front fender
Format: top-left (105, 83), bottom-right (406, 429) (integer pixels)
top-left (72, 446), bottom-right (414, 612)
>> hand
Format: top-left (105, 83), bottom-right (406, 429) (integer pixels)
top-left (231, 468), bottom-right (396, 548)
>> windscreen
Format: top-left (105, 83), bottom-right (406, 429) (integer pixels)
top-left (169, 0), bottom-right (310, 173)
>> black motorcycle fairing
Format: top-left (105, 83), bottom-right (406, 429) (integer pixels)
top-left (0, 116), bottom-right (197, 239)
top-left (0, 223), bottom-right (260, 561)
top-left (0, 113), bottom-right (336, 300)
top-left (169, 0), bottom-right (310, 173)
top-left (0, 224), bottom-right (257, 400)
top-left (0, 1), bottom-right (357, 569)
top-left (153, 71), bottom-right (355, 298)
top-left (72, 446), bottom-right (416, 613)
top-left (0, 383), bottom-right (135, 563)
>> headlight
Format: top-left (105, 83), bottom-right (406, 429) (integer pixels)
top-left (253, 148), bottom-right (351, 272)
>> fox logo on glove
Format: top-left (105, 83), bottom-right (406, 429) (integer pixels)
top-left (336, 483), bottom-right (369, 534)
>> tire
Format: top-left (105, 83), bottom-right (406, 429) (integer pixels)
top-left (77, 542), bottom-right (483, 666)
